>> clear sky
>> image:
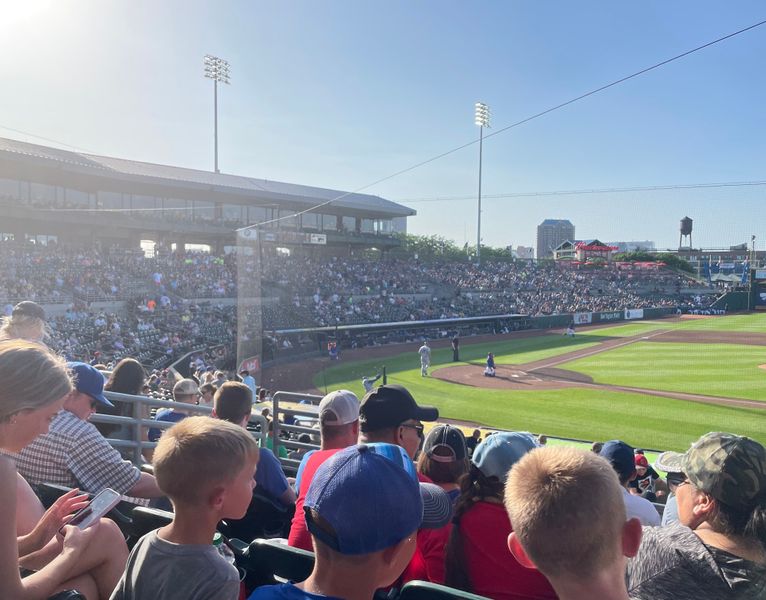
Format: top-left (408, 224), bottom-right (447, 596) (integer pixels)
top-left (1, 1), bottom-right (764, 251)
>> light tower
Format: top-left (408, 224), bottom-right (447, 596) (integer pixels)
top-left (474, 102), bottom-right (490, 265)
top-left (203, 54), bottom-right (231, 173)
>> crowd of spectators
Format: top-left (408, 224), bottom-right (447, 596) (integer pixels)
top-left (2, 240), bottom-right (720, 366)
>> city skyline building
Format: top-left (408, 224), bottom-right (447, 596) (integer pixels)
top-left (536, 219), bottom-right (575, 260)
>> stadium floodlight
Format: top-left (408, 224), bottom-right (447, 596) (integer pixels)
top-left (474, 102), bottom-right (491, 265)
top-left (203, 54), bottom-right (231, 173)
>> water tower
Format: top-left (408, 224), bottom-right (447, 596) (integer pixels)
top-left (679, 216), bottom-right (693, 249)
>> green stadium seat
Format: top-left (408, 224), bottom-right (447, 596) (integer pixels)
top-left (399, 581), bottom-right (492, 600)
top-left (236, 538), bottom-right (315, 592)
top-left (129, 506), bottom-right (174, 541)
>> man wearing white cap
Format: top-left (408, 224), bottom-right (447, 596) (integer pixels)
top-left (287, 389), bottom-right (360, 551)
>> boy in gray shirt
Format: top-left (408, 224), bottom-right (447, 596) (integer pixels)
top-left (110, 417), bottom-right (259, 600)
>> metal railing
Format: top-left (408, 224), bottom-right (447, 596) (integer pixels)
top-left (92, 391), bottom-right (268, 465)
top-left (269, 391), bottom-right (323, 472)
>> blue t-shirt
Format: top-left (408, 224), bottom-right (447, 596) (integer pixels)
top-left (148, 409), bottom-right (187, 442)
top-left (256, 447), bottom-right (290, 504)
top-left (249, 582), bottom-right (342, 600)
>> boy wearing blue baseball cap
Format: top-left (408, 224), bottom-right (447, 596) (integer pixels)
top-left (249, 443), bottom-right (452, 600)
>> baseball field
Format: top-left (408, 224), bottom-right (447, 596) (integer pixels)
top-left (266, 313), bottom-right (766, 452)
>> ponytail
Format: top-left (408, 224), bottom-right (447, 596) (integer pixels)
top-left (444, 465), bottom-right (504, 591)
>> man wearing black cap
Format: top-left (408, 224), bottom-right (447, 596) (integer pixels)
top-left (359, 384), bottom-right (439, 461)
top-left (13, 362), bottom-right (164, 500)
top-left (0, 300), bottom-right (47, 342)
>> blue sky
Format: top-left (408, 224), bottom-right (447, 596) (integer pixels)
top-left (1, 1), bottom-right (765, 250)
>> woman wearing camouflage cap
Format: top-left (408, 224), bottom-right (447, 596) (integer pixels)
top-left (626, 431), bottom-right (766, 599)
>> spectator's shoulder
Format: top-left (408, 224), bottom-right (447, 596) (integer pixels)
top-left (52, 410), bottom-right (98, 438)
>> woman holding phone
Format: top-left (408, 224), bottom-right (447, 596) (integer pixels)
top-left (0, 339), bottom-right (128, 600)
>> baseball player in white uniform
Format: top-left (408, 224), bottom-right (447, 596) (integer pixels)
top-left (418, 341), bottom-right (431, 377)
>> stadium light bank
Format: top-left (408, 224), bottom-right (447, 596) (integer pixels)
top-left (203, 54), bottom-right (231, 174)
top-left (475, 102), bottom-right (490, 266)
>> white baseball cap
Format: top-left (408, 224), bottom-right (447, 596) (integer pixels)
top-left (319, 390), bottom-right (360, 426)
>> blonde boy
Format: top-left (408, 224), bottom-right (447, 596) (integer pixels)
top-left (111, 416), bottom-right (259, 600)
top-left (504, 447), bottom-right (642, 600)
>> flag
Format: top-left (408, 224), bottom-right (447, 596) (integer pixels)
top-left (703, 258), bottom-right (711, 284)
top-left (741, 260), bottom-right (749, 285)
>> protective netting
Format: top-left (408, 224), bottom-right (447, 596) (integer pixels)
top-left (235, 228), bottom-right (263, 382)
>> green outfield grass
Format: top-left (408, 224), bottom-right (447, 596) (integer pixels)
top-left (315, 316), bottom-right (766, 449)
top-left (561, 341), bottom-right (766, 402)
top-left (576, 322), bottom-right (669, 338)
top-left (674, 312), bottom-right (766, 333)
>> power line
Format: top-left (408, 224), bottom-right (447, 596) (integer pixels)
top-left (0, 126), bottom-right (93, 152)
top-left (398, 180), bottom-right (766, 204)
top-left (242, 18), bottom-right (766, 230)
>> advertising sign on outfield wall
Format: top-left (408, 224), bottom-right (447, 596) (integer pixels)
top-left (755, 269), bottom-right (766, 280)
top-left (625, 309), bottom-right (644, 320)
top-left (573, 312), bottom-right (593, 325)
top-left (599, 311), bottom-right (623, 321)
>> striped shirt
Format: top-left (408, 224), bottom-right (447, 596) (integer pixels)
top-left (11, 410), bottom-right (140, 494)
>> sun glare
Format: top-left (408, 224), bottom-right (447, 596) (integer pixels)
top-left (0, 0), bottom-right (55, 32)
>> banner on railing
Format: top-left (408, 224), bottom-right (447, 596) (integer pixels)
top-left (573, 312), bottom-right (593, 325)
top-left (239, 355), bottom-right (260, 373)
top-left (625, 308), bottom-right (644, 320)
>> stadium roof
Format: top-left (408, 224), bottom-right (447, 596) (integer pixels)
top-left (0, 137), bottom-right (415, 218)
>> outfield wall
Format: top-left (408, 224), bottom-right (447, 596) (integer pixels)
top-left (531, 307), bottom-right (674, 330)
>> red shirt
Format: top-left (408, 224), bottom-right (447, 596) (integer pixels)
top-left (287, 449), bottom-right (341, 550)
top-left (460, 501), bottom-right (557, 600)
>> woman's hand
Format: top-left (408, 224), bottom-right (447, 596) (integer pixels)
top-left (31, 489), bottom-right (90, 548)
top-left (59, 522), bottom-right (98, 559)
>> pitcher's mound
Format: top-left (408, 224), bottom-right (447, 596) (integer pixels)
top-left (432, 364), bottom-right (592, 389)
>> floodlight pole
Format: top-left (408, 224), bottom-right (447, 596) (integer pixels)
top-left (204, 54), bottom-right (231, 174)
top-left (474, 102), bottom-right (490, 265)
top-left (214, 79), bottom-right (219, 174)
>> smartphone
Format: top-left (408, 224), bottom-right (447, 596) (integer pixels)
top-left (61, 488), bottom-right (122, 533)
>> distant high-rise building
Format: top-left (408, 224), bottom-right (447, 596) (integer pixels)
top-left (536, 219), bottom-right (575, 259)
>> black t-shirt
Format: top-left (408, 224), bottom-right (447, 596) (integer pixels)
top-left (629, 465), bottom-right (660, 494)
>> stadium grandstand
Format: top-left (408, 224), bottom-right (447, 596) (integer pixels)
top-left (0, 136), bottom-right (415, 254)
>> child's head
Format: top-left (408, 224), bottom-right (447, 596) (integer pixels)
top-left (305, 443), bottom-right (451, 586)
top-left (213, 381), bottom-right (253, 427)
top-left (634, 453), bottom-right (649, 477)
top-left (505, 446), bottom-right (642, 583)
top-left (153, 416), bottom-right (259, 519)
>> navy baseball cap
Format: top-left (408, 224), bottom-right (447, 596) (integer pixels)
top-left (67, 362), bottom-right (113, 408)
top-left (600, 440), bottom-right (636, 480)
top-left (304, 443), bottom-right (452, 555)
top-left (360, 384), bottom-right (438, 432)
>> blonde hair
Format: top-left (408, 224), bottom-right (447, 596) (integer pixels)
top-left (0, 339), bottom-right (72, 421)
top-left (153, 416), bottom-right (258, 505)
top-left (0, 314), bottom-right (49, 342)
top-left (504, 446), bottom-right (625, 579)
